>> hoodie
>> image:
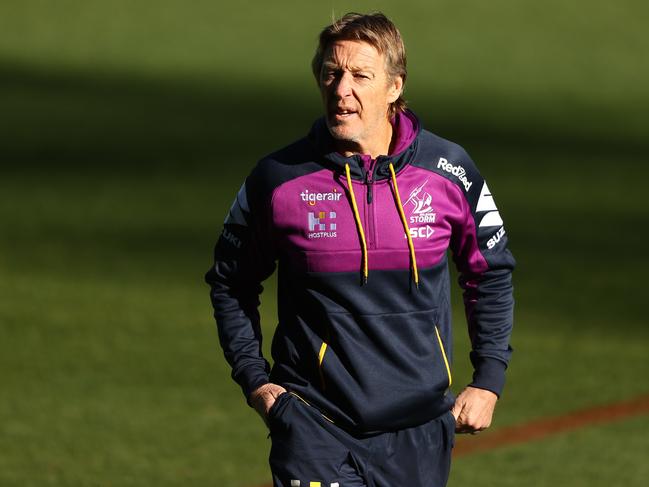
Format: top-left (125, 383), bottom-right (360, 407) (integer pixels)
top-left (205, 110), bottom-right (515, 435)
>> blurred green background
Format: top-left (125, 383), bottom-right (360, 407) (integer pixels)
top-left (1, 1), bottom-right (648, 485)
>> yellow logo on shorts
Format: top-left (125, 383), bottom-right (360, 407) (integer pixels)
top-left (289, 481), bottom-right (339, 487)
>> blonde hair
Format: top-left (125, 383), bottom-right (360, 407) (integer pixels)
top-left (312, 12), bottom-right (408, 119)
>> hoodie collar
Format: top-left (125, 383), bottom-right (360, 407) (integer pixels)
top-left (309, 109), bottom-right (421, 180)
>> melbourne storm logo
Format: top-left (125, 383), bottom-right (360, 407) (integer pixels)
top-left (405, 179), bottom-right (436, 224)
top-left (403, 180), bottom-right (436, 240)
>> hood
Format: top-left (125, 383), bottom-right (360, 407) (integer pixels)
top-left (308, 109), bottom-right (421, 180)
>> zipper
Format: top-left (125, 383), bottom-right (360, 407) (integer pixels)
top-left (317, 341), bottom-right (328, 391)
top-left (306, 344), bottom-right (337, 424)
top-left (365, 166), bottom-right (373, 204)
top-left (290, 391), bottom-right (335, 424)
top-left (435, 325), bottom-right (453, 388)
top-left (365, 160), bottom-right (376, 249)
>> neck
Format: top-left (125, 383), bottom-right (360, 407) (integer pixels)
top-left (337, 118), bottom-right (394, 159)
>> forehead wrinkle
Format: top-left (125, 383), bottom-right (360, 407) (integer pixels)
top-left (324, 42), bottom-right (384, 73)
top-left (322, 61), bottom-right (374, 73)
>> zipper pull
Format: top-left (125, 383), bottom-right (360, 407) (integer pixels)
top-left (365, 169), bottom-right (373, 204)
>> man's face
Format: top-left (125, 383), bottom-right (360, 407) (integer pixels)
top-left (319, 40), bottom-right (403, 153)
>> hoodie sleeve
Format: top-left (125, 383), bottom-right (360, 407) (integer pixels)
top-left (204, 168), bottom-right (277, 403)
top-left (448, 152), bottom-right (516, 397)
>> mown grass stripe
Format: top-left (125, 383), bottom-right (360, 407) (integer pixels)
top-left (453, 393), bottom-right (649, 457)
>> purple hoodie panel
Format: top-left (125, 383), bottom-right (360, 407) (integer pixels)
top-left (391, 110), bottom-right (417, 155)
top-left (270, 164), bottom-right (490, 275)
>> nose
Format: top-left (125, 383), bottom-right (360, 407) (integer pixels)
top-left (333, 72), bottom-right (353, 99)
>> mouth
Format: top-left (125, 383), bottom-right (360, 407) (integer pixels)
top-left (331, 107), bottom-right (358, 121)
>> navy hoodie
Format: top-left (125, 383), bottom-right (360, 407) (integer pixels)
top-left (205, 110), bottom-right (515, 435)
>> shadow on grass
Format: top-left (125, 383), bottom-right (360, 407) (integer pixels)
top-left (1, 60), bottom-right (646, 175)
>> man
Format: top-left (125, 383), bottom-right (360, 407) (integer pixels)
top-left (206, 12), bottom-right (515, 487)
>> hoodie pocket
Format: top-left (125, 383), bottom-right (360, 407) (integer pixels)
top-left (267, 391), bottom-right (292, 430)
top-left (315, 309), bottom-right (453, 414)
top-left (434, 325), bottom-right (452, 388)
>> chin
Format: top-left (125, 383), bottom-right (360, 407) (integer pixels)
top-left (327, 123), bottom-right (360, 143)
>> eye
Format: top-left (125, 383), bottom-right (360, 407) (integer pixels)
top-left (354, 73), bottom-right (370, 80)
top-left (322, 70), bottom-right (339, 82)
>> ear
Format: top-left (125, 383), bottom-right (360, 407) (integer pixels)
top-left (387, 75), bottom-right (404, 104)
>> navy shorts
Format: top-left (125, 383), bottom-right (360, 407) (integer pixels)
top-left (267, 392), bottom-right (455, 487)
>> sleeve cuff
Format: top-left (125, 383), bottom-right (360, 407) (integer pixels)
top-left (469, 355), bottom-right (508, 397)
top-left (234, 366), bottom-right (270, 406)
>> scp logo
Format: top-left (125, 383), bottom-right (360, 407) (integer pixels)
top-left (407, 225), bottom-right (434, 239)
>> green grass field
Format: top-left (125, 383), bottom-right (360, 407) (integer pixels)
top-left (1, 1), bottom-right (648, 485)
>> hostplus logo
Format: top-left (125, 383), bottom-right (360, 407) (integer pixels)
top-left (300, 188), bottom-right (342, 206)
top-left (437, 157), bottom-right (473, 191)
top-left (307, 211), bottom-right (337, 239)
